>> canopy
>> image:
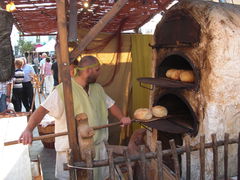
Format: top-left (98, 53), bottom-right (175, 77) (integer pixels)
top-left (2, 0), bottom-right (173, 36)
top-left (36, 39), bottom-right (56, 52)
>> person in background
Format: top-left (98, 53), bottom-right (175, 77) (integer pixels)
top-left (0, 80), bottom-right (12, 112)
top-left (12, 58), bottom-right (24, 112)
top-left (22, 57), bottom-right (35, 112)
top-left (39, 53), bottom-right (47, 93)
top-left (43, 57), bottom-right (53, 95)
top-left (39, 52), bottom-right (47, 76)
top-left (19, 55), bottom-right (131, 180)
top-left (33, 52), bottom-right (40, 74)
top-left (51, 56), bottom-right (59, 87)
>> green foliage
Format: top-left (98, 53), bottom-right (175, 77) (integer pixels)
top-left (18, 40), bottom-right (35, 54)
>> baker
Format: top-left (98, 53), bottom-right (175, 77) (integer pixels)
top-left (19, 55), bottom-right (131, 180)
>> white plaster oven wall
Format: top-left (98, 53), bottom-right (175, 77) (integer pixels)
top-left (152, 1), bottom-right (240, 179)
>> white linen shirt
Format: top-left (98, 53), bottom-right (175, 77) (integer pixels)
top-left (41, 88), bottom-right (115, 151)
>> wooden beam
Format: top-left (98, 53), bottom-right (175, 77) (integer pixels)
top-left (68, 0), bottom-right (78, 42)
top-left (0, 0), bottom-right (5, 9)
top-left (70, 0), bottom-right (129, 60)
top-left (56, 0), bottom-right (81, 179)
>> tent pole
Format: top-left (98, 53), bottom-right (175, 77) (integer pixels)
top-left (56, 0), bottom-right (81, 179)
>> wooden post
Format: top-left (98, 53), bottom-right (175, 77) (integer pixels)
top-left (170, 140), bottom-right (180, 180)
top-left (85, 151), bottom-right (93, 180)
top-left (70, 0), bottom-right (129, 60)
top-left (185, 135), bottom-right (191, 180)
top-left (212, 134), bottom-right (218, 180)
top-left (56, 0), bottom-right (81, 179)
top-left (224, 133), bottom-right (229, 180)
top-left (108, 148), bottom-right (115, 180)
top-left (156, 141), bottom-right (163, 180)
top-left (200, 135), bottom-right (205, 180)
top-left (124, 148), bottom-right (133, 180)
top-left (68, 0), bottom-right (78, 42)
top-left (139, 145), bottom-right (147, 180)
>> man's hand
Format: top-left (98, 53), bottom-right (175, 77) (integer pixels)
top-left (120, 117), bottom-right (131, 127)
top-left (18, 129), bottom-right (33, 145)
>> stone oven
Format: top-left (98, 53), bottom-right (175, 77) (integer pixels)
top-left (139, 1), bottom-right (240, 179)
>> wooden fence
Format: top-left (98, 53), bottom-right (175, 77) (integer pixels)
top-left (66, 133), bottom-right (240, 180)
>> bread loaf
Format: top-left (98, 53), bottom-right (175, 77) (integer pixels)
top-left (166, 69), bottom-right (177, 78)
top-left (134, 108), bottom-right (152, 120)
top-left (180, 70), bottom-right (195, 82)
top-left (152, 106), bottom-right (168, 117)
top-left (170, 69), bottom-right (183, 80)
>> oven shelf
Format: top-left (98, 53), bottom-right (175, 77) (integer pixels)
top-left (139, 115), bottom-right (195, 134)
top-left (137, 77), bottom-right (195, 90)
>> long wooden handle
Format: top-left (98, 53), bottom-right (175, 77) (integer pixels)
top-left (92, 121), bottom-right (122, 130)
top-left (4, 121), bottom-right (130, 146)
top-left (4, 132), bottom-right (68, 146)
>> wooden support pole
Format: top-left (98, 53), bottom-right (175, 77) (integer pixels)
top-left (212, 134), bottom-right (218, 180)
top-left (86, 151), bottom-right (93, 180)
top-left (56, 0), bottom-right (81, 179)
top-left (124, 148), bottom-right (133, 180)
top-left (68, 0), bottom-right (78, 42)
top-left (170, 140), bottom-right (180, 180)
top-left (156, 141), bottom-right (163, 180)
top-left (0, 0), bottom-right (5, 9)
top-left (224, 133), bottom-right (229, 180)
top-left (200, 135), bottom-right (205, 180)
top-left (185, 135), bottom-right (191, 180)
top-left (139, 145), bottom-right (147, 180)
top-left (70, 0), bottom-right (129, 60)
top-left (108, 148), bottom-right (115, 180)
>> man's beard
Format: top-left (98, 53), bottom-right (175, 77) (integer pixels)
top-left (87, 76), bottom-right (97, 84)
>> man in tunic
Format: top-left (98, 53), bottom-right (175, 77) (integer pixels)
top-left (19, 56), bottom-right (131, 179)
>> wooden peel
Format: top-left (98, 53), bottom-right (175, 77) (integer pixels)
top-left (4, 132), bottom-right (68, 146)
top-left (4, 119), bottom-right (132, 146)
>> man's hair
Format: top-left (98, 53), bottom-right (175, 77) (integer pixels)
top-left (78, 56), bottom-right (99, 68)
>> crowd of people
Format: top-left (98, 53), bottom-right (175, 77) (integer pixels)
top-left (0, 52), bottom-right (59, 113)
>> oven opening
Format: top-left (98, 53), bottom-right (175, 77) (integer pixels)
top-left (154, 92), bottom-right (198, 135)
top-left (155, 92), bottom-right (198, 173)
top-left (157, 53), bottom-right (200, 90)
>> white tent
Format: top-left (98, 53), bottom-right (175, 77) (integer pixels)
top-left (36, 38), bottom-right (56, 52)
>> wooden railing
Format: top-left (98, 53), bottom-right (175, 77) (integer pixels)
top-left (66, 133), bottom-right (240, 180)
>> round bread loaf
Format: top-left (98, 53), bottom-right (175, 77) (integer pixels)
top-left (180, 70), bottom-right (195, 82)
top-left (166, 69), bottom-right (177, 78)
top-left (152, 105), bottom-right (168, 117)
top-left (134, 108), bottom-right (152, 120)
top-left (170, 69), bottom-right (183, 80)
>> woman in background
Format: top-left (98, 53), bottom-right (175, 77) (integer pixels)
top-left (12, 58), bottom-right (24, 112)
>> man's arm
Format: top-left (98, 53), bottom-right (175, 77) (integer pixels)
top-left (19, 106), bottom-right (49, 145)
top-left (108, 104), bottom-right (131, 126)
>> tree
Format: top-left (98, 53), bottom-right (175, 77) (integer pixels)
top-left (18, 39), bottom-right (35, 55)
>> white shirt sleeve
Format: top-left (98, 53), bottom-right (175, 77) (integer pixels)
top-left (41, 89), bottom-right (64, 119)
top-left (106, 95), bottom-right (115, 109)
